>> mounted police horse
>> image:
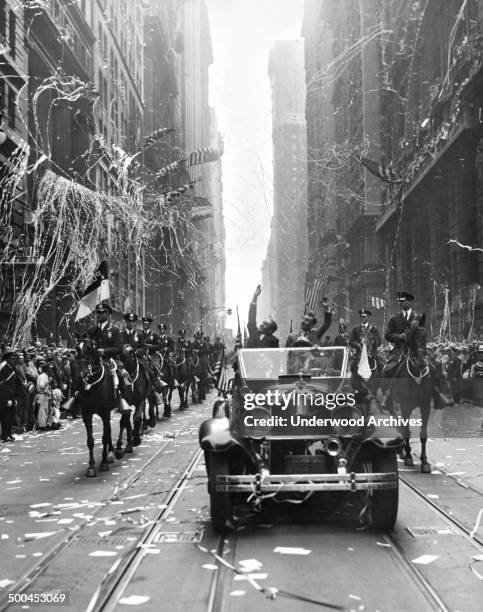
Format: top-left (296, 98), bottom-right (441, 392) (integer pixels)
top-left (168, 345), bottom-right (191, 410)
top-left (73, 338), bottom-right (116, 477)
top-left (153, 349), bottom-right (174, 418)
top-left (382, 318), bottom-right (433, 473)
top-left (192, 350), bottom-right (211, 402)
top-left (116, 345), bottom-right (149, 457)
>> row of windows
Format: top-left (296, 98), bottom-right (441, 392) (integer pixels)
top-left (0, 1), bottom-right (17, 61)
top-left (0, 80), bottom-right (18, 130)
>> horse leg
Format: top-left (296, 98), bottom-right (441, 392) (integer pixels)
top-left (403, 437), bottom-right (413, 466)
top-left (142, 398), bottom-right (149, 431)
top-left (116, 416), bottom-right (124, 453)
top-left (420, 404), bottom-right (431, 473)
top-left (178, 384), bottom-right (185, 410)
top-left (116, 414), bottom-right (127, 459)
top-left (162, 387), bottom-right (171, 418)
top-left (100, 414), bottom-right (114, 470)
top-left (83, 412), bottom-right (96, 478)
top-left (126, 409), bottom-right (135, 452)
top-left (148, 394), bottom-right (156, 428)
top-left (132, 400), bottom-right (142, 448)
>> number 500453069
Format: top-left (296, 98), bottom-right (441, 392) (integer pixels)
top-left (8, 592), bottom-right (68, 605)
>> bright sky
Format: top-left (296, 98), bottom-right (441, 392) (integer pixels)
top-left (206, 0), bottom-right (304, 324)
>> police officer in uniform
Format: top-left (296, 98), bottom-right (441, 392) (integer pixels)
top-left (384, 292), bottom-right (450, 409)
top-left (138, 313), bottom-right (161, 388)
top-left (157, 323), bottom-right (174, 352)
top-left (86, 303), bottom-right (129, 414)
top-left (121, 313), bottom-right (142, 353)
top-left (0, 348), bottom-right (19, 442)
top-left (349, 308), bottom-right (382, 370)
top-left (177, 329), bottom-right (191, 351)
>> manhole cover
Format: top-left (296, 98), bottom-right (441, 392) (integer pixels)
top-left (154, 531), bottom-right (203, 543)
top-left (407, 526), bottom-right (458, 537)
top-left (72, 534), bottom-right (138, 546)
top-left (0, 504), bottom-right (30, 517)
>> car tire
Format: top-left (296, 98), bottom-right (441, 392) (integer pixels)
top-left (209, 453), bottom-right (233, 534)
top-left (370, 449), bottom-right (399, 531)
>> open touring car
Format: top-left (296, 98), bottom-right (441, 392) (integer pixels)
top-left (199, 346), bottom-right (402, 533)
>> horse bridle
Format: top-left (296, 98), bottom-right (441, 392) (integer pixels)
top-left (81, 361), bottom-right (105, 391)
top-left (124, 356), bottom-right (140, 386)
top-left (406, 350), bottom-right (429, 383)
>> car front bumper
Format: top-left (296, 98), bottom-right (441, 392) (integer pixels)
top-left (216, 472), bottom-right (398, 493)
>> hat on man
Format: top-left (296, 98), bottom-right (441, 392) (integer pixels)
top-left (142, 313), bottom-right (153, 323)
top-left (358, 308), bottom-right (372, 316)
top-left (2, 347), bottom-right (16, 360)
top-left (263, 315), bottom-right (278, 333)
top-left (124, 312), bottom-right (138, 322)
top-left (158, 323), bottom-right (167, 331)
top-left (396, 291), bottom-right (414, 302)
top-left (96, 302), bottom-right (112, 314)
top-left (178, 329), bottom-right (186, 335)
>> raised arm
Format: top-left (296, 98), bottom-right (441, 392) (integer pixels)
top-left (314, 300), bottom-right (333, 341)
top-left (247, 285), bottom-right (261, 344)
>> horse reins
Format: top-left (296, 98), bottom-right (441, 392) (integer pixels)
top-left (81, 362), bottom-right (105, 391)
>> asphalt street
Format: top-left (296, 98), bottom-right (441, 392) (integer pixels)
top-left (0, 397), bottom-right (482, 611)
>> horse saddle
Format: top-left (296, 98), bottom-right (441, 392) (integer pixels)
top-left (382, 355), bottom-right (403, 378)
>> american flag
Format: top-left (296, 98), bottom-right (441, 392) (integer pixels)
top-left (188, 146), bottom-right (220, 166)
top-left (213, 348), bottom-right (233, 395)
top-left (360, 156), bottom-right (406, 184)
top-left (143, 127), bottom-right (174, 149)
top-left (371, 296), bottom-right (386, 309)
top-left (305, 278), bottom-right (323, 313)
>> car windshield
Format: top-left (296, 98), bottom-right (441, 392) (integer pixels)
top-left (238, 347), bottom-right (347, 379)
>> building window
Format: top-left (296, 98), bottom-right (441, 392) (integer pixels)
top-left (0, 1), bottom-right (6, 44)
top-left (8, 9), bottom-right (15, 60)
top-left (8, 86), bottom-right (16, 129)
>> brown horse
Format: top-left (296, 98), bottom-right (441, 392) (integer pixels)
top-left (382, 322), bottom-right (433, 473)
top-left (74, 338), bottom-right (116, 478)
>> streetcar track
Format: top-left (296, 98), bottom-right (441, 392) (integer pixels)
top-left (399, 474), bottom-right (483, 548)
top-left (383, 530), bottom-right (451, 612)
top-left (412, 451), bottom-right (483, 497)
top-left (93, 447), bottom-right (205, 612)
top-left (206, 535), bottom-right (231, 612)
top-left (0, 429), bottom-right (178, 611)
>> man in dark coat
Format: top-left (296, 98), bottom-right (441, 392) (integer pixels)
top-left (286, 298), bottom-right (332, 347)
top-left (0, 348), bottom-right (19, 442)
top-left (137, 313), bottom-right (163, 388)
top-left (333, 324), bottom-right (349, 347)
top-left (384, 292), bottom-right (419, 370)
top-left (85, 303), bottom-right (129, 413)
top-left (349, 308), bottom-right (382, 370)
top-left (158, 323), bottom-right (174, 352)
top-left (246, 285), bottom-right (279, 348)
top-left (384, 292), bottom-right (450, 409)
top-left (121, 312), bottom-right (142, 353)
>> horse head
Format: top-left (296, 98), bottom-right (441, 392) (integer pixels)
top-left (406, 315), bottom-right (427, 370)
top-left (76, 336), bottom-right (99, 363)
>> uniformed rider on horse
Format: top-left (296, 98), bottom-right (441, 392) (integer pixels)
top-left (85, 303), bottom-right (131, 414)
top-left (137, 313), bottom-right (162, 389)
top-left (384, 292), bottom-right (451, 409)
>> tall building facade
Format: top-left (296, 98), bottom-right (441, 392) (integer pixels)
top-left (303, 0), bottom-right (483, 338)
top-left (303, 0), bottom-right (386, 332)
top-left (266, 39), bottom-right (308, 339)
top-left (0, 0), bottom-right (226, 345)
